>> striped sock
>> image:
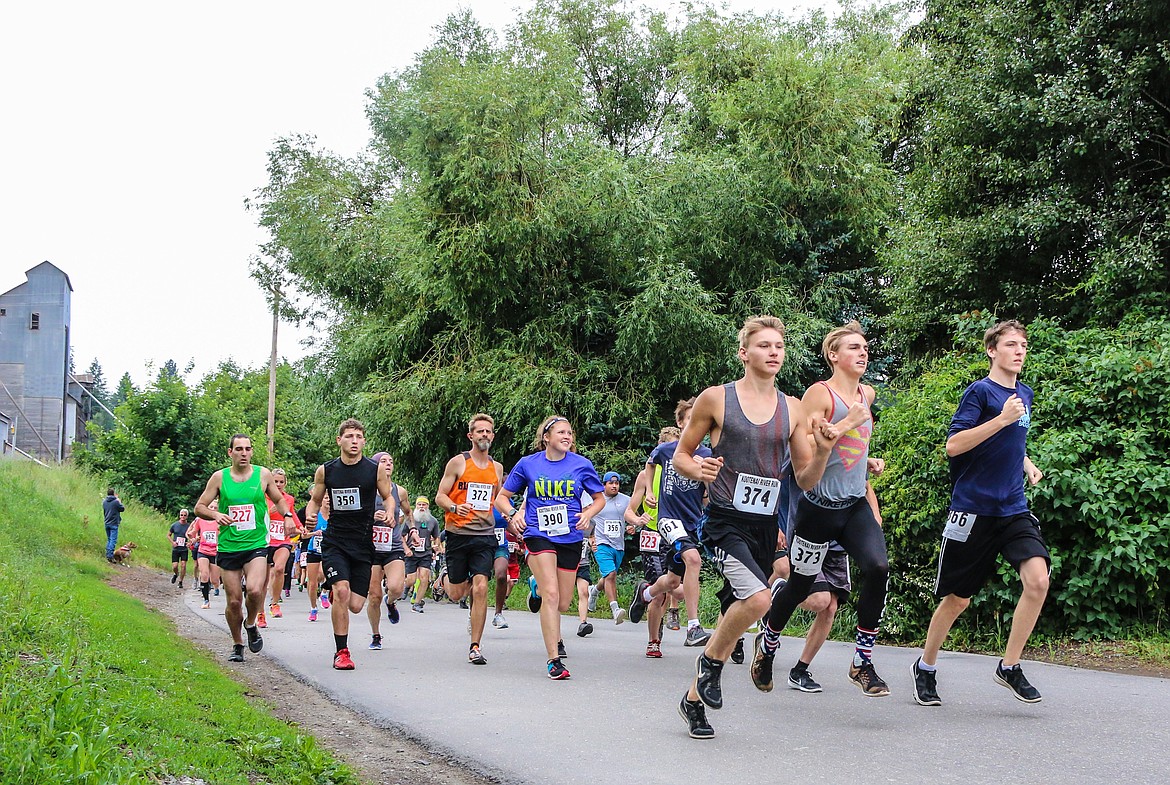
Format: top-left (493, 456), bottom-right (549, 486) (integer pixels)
top-left (854, 626), bottom-right (878, 666)
top-left (761, 623), bottom-right (782, 655)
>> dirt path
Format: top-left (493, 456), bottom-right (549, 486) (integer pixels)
top-left (108, 567), bottom-right (495, 785)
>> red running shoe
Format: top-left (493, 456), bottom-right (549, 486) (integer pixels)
top-left (333, 648), bottom-right (355, 670)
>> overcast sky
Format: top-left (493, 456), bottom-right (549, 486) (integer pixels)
top-left (1, 0), bottom-right (834, 388)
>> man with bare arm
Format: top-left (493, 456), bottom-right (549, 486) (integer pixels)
top-left (194, 434), bottom-right (295, 662)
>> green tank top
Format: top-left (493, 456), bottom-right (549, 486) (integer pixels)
top-left (646, 465), bottom-right (662, 532)
top-left (217, 466), bottom-right (269, 553)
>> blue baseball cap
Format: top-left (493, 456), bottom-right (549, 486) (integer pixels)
top-left (603, 471), bottom-right (621, 482)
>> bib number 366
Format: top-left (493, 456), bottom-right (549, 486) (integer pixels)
top-left (943, 510), bottom-right (976, 543)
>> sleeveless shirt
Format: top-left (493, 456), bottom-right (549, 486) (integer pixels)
top-left (708, 382), bottom-right (791, 526)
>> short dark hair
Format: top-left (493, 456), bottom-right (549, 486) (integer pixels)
top-left (107, 487), bottom-right (115, 496)
top-left (984, 320), bottom-right (1027, 351)
top-left (228, 433), bottom-right (251, 449)
top-left (338, 418), bottom-right (365, 437)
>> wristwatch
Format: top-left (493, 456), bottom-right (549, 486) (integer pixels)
top-left (450, 504), bottom-right (457, 514)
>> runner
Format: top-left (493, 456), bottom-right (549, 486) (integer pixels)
top-left (304, 494), bottom-right (330, 622)
top-left (303, 419), bottom-right (397, 670)
top-left (912, 320), bottom-right (1048, 706)
top-left (574, 533), bottom-right (595, 637)
top-left (405, 496), bottom-right (439, 613)
top-left (193, 434), bottom-right (296, 662)
top-left (673, 316), bottom-right (844, 738)
top-left (495, 415), bottom-right (605, 680)
top-left (753, 322), bottom-right (890, 699)
top-left (366, 452), bottom-right (412, 651)
top-left (187, 510), bottom-right (220, 609)
top-left (629, 398), bottom-right (714, 648)
top-left (435, 414), bottom-right (505, 666)
top-left (168, 508), bottom-right (190, 588)
top-left (589, 471), bottom-right (632, 626)
top-left (262, 468), bottom-right (303, 627)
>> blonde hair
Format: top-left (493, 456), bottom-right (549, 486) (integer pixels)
top-left (468, 413), bottom-right (495, 431)
top-left (531, 415), bottom-right (571, 451)
top-left (674, 398), bottom-right (696, 427)
top-left (738, 316), bottom-right (785, 350)
top-left (821, 321), bottom-right (865, 366)
top-left (658, 426), bottom-right (681, 444)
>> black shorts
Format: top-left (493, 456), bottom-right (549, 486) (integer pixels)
top-left (171, 548), bottom-right (189, 562)
top-left (217, 547), bottom-right (268, 572)
top-left (405, 554), bottom-right (432, 575)
top-left (305, 551), bottom-right (322, 564)
top-left (809, 549), bottom-right (851, 601)
top-left (197, 551), bottom-right (217, 565)
top-left (525, 536), bottom-right (582, 572)
top-left (642, 547), bottom-right (667, 582)
top-left (665, 535), bottom-right (700, 578)
top-left (322, 542), bottom-right (373, 597)
top-left (445, 531), bottom-right (496, 583)
top-left (266, 543), bottom-right (293, 566)
top-left (935, 511), bottom-right (1050, 598)
top-left (371, 549), bottom-right (405, 568)
top-left (700, 511), bottom-right (774, 612)
top-left (576, 560), bottom-right (592, 583)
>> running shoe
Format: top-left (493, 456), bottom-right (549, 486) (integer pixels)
top-left (646, 640), bottom-right (662, 658)
top-left (994, 661), bottom-right (1042, 703)
top-left (369, 634), bottom-right (382, 651)
top-left (750, 633), bottom-right (774, 692)
top-left (320, 592), bottom-right (331, 609)
top-left (333, 648), bottom-right (355, 670)
top-left (387, 599), bottom-right (400, 624)
top-left (694, 653), bottom-right (724, 710)
top-left (667, 608), bottom-right (681, 631)
top-left (557, 639), bottom-right (568, 659)
top-left (788, 667), bottom-right (822, 693)
top-left (730, 637), bottom-right (745, 665)
top-left (459, 598), bottom-right (469, 609)
top-left (911, 658), bottom-right (941, 706)
top-left (587, 584), bottom-right (599, 612)
top-left (577, 621), bottom-right (594, 637)
top-left (492, 612), bottom-right (507, 628)
top-left (257, 611), bottom-right (267, 629)
top-left (685, 626), bottom-right (712, 647)
top-left (628, 580), bottom-right (650, 623)
top-left (245, 624), bottom-right (263, 653)
top-left (412, 603), bottom-right (425, 614)
top-left (546, 658), bottom-right (570, 680)
top-left (527, 577), bottom-right (542, 613)
top-left (200, 601), bottom-right (211, 610)
top-left (171, 573), bottom-right (177, 584)
top-left (848, 660), bottom-right (890, 697)
top-left (270, 603), bottom-right (282, 619)
top-left (468, 645), bottom-right (487, 665)
top-left (309, 608), bottom-right (318, 622)
top-left (214, 587), bottom-right (220, 596)
top-left (228, 644), bottom-right (245, 663)
top-left (678, 693), bottom-right (715, 739)
top-left (298, 582), bottom-right (305, 592)
top-left (284, 589), bottom-right (291, 598)
top-left (177, 581), bottom-right (183, 589)
top-left (613, 607), bottom-right (627, 625)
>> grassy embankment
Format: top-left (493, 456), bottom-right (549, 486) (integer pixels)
top-left (0, 459), bottom-right (359, 785)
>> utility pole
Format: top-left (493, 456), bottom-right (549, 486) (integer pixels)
top-left (267, 287), bottom-right (279, 457)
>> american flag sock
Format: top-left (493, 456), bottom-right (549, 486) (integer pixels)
top-left (854, 626), bottom-right (878, 667)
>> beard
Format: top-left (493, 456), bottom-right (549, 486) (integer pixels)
top-left (475, 438), bottom-right (491, 451)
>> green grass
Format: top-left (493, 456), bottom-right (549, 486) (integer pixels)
top-left (0, 460), bottom-right (360, 785)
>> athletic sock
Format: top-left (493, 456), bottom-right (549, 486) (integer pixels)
top-left (688, 619), bottom-right (700, 630)
top-left (642, 585), bottom-right (654, 603)
top-left (761, 623), bottom-right (782, 655)
top-left (854, 626), bottom-right (878, 666)
top-left (334, 634), bottom-right (347, 653)
top-left (201, 583), bottom-right (210, 602)
top-left (792, 660), bottom-right (810, 673)
top-left (917, 658), bottom-right (937, 672)
top-left (609, 600), bottom-right (620, 613)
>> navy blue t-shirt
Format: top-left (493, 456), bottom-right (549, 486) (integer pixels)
top-left (648, 441), bottom-right (711, 533)
top-left (503, 452), bottom-right (604, 545)
top-left (948, 377), bottom-right (1033, 517)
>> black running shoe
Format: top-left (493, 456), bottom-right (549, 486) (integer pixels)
top-left (788, 667), bottom-right (822, 693)
top-left (694, 653), bottom-right (724, 710)
top-left (750, 633), bottom-right (774, 692)
top-left (911, 658), bottom-right (941, 706)
top-left (628, 580), bottom-right (650, 624)
top-left (557, 639), bottom-right (568, 659)
top-left (228, 644), bottom-right (245, 662)
top-left (468, 644), bottom-right (487, 665)
top-left (848, 660), bottom-right (890, 697)
top-left (547, 658), bottom-right (570, 680)
top-left (577, 621), bottom-right (593, 637)
top-left (994, 661), bottom-right (1042, 703)
top-left (678, 693), bottom-right (715, 739)
top-left (171, 573), bottom-right (177, 584)
top-left (245, 624), bottom-right (263, 654)
top-left (730, 637), bottom-right (745, 665)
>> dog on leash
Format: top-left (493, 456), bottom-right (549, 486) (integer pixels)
top-left (112, 541), bottom-right (138, 565)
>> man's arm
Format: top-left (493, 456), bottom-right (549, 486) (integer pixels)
top-left (376, 463), bottom-right (398, 522)
top-left (435, 455), bottom-right (468, 516)
top-left (789, 396), bottom-right (839, 491)
top-left (1023, 456), bottom-right (1043, 486)
top-left (304, 466), bottom-right (326, 523)
top-left (676, 386), bottom-right (722, 483)
top-left (193, 473), bottom-right (229, 526)
top-left (946, 390), bottom-right (1025, 457)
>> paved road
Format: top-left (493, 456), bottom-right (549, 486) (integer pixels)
top-left (187, 589), bottom-right (1166, 784)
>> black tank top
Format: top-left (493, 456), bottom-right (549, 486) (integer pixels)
top-left (708, 382), bottom-right (791, 525)
top-left (323, 456), bottom-right (379, 555)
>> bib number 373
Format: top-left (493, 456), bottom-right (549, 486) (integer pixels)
top-left (790, 536), bottom-right (828, 577)
top-left (943, 510), bottom-right (976, 543)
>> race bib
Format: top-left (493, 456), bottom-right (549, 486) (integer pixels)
top-left (639, 529), bottom-right (661, 552)
top-left (299, 553), bottom-right (307, 567)
top-left (508, 540), bottom-right (519, 553)
top-left (202, 529), bottom-right (218, 545)
top-left (581, 540), bottom-right (590, 558)
top-left (174, 536), bottom-right (186, 547)
top-left (310, 532), bottom-right (322, 550)
top-left (331, 487), bottom-right (361, 511)
top-left (790, 536), bottom-right (829, 576)
top-left (372, 525), bottom-right (394, 552)
top-left (658, 517), bottom-right (686, 545)
top-left (267, 519), bottom-right (285, 541)
top-left (733, 473), bottom-right (780, 515)
top-left (603, 519), bottom-right (623, 539)
top-left (495, 528), bottom-right (507, 547)
top-left (943, 510), bottom-right (976, 543)
top-left (537, 504), bottom-right (570, 537)
top-left (227, 504), bottom-right (256, 531)
top-left (467, 482), bottom-right (494, 511)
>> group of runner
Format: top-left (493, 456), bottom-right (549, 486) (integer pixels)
top-left (171, 315), bottom-right (1050, 738)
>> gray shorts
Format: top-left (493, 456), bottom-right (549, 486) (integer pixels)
top-left (809, 548), bottom-right (851, 601)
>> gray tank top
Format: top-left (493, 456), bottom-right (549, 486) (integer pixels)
top-left (806, 382), bottom-right (871, 507)
top-left (709, 382), bottom-right (791, 524)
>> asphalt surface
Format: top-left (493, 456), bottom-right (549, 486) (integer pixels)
top-left (187, 587), bottom-right (1167, 785)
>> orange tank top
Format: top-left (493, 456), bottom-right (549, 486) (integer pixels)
top-left (445, 451), bottom-right (498, 534)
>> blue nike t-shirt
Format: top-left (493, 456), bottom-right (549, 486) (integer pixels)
top-left (948, 377), bottom-right (1033, 517)
top-left (503, 452), bottom-right (604, 545)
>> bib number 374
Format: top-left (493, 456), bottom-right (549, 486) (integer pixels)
top-left (733, 473), bottom-right (780, 515)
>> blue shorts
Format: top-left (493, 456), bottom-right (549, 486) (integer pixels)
top-left (595, 544), bottom-right (624, 578)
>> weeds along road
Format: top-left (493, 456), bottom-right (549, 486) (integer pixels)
top-left (185, 586), bottom-right (1167, 785)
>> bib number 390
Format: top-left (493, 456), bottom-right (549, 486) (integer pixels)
top-left (943, 510), bottom-right (976, 543)
top-left (790, 536), bottom-right (828, 577)
top-left (537, 504), bottom-right (570, 537)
